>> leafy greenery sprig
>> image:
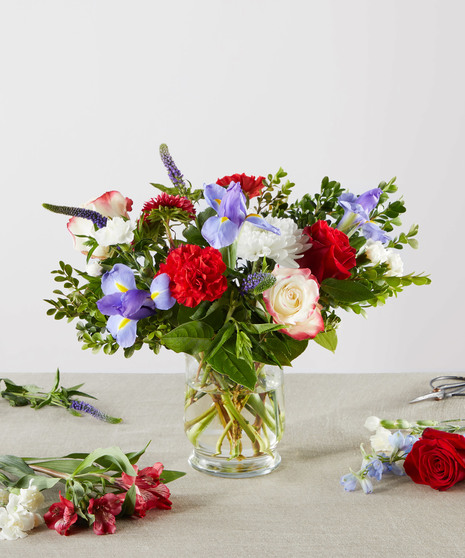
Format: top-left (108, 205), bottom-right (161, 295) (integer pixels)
top-left (0, 369), bottom-right (122, 423)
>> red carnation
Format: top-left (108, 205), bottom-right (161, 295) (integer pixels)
top-left (299, 220), bottom-right (356, 283)
top-left (217, 173), bottom-right (265, 199)
top-left (44, 492), bottom-right (78, 536)
top-left (159, 244), bottom-right (227, 307)
top-left (141, 193), bottom-right (196, 220)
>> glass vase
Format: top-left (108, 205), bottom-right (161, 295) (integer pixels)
top-left (184, 354), bottom-right (285, 478)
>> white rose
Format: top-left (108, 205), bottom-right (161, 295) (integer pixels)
top-left (18, 482), bottom-right (45, 513)
top-left (385, 249), bottom-right (404, 277)
top-left (262, 267), bottom-right (324, 340)
top-left (364, 240), bottom-right (388, 265)
top-left (93, 217), bottom-right (136, 247)
top-left (370, 426), bottom-right (395, 456)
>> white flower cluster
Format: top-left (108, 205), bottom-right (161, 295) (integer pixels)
top-left (364, 240), bottom-right (404, 277)
top-left (93, 217), bottom-right (137, 247)
top-left (236, 216), bottom-right (309, 268)
top-left (0, 482), bottom-right (44, 540)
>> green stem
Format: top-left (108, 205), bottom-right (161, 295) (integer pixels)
top-left (215, 420), bottom-right (233, 455)
top-left (184, 403), bottom-right (216, 429)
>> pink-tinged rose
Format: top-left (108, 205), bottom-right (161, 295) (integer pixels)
top-left (263, 267), bottom-right (324, 340)
top-left (117, 463), bottom-right (172, 518)
top-left (67, 191), bottom-right (133, 257)
top-left (44, 492), bottom-right (78, 536)
top-left (88, 493), bottom-right (123, 535)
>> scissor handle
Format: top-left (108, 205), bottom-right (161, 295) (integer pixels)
top-left (430, 376), bottom-right (465, 390)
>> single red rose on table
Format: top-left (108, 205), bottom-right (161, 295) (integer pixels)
top-left (217, 173), bottom-right (266, 199)
top-left (159, 244), bottom-right (227, 308)
top-left (404, 428), bottom-right (465, 491)
top-left (298, 220), bottom-right (356, 283)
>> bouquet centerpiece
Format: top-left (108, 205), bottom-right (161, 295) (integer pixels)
top-left (43, 145), bottom-right (429, 477)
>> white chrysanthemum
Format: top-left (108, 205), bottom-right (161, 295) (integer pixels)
top-left (236, 217), bottom-right (310, 268)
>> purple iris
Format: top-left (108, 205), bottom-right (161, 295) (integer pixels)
top-left (337, 188), bottom-right (390, 243)
top-left (201, 182), bottom-right (280, 249)
top-left (97, 264), bottom-right (175, 348)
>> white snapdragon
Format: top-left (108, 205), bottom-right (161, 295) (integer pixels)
top-left (364, 240), bottom-right (388, 265)
top-left (93, 217), bottom-right (137, 247)
top-left (385, 249), bottom-right (404, 277)
top-left (237, 217), bottom-right (309, 268)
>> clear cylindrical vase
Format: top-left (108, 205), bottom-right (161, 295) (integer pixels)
top-left (184, 355), bottom-right (285, 478)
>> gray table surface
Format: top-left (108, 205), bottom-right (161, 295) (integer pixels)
top-left (1, 372), bottom-right (465, 558)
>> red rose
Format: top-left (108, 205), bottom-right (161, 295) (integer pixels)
top-left (298, 220), bottom-right (356, 283)
top-left (404, 428), bottom-right (465, 491)
top-left (217, 173), bottom-right (265, 199)
top-left (159, 244), bottom-right (227, 307)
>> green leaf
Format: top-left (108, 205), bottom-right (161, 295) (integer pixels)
top-left (13, 475), bottom-right (61, 491)
top-left (279, 336), bottom-right (309, 362)
top-left (240, 322), bottom-right (285, 334)
top-left (203, 321), bottom-right (236, 360)
top-left (321, 279), bottom-right (373, 303)
top-left (313, 329), bottom-right (338, 353)
top-left (25, 459), bottom-right (84, 475)
top-left (207, 344), bottom-right (257, 390)
top-left (72, 447), bottom-right (135, 477)
top-left (162, 321), bottom-right (214, 355)
top-left (0, 455), bottom-right (35, 478)
top-left (160, 470), bottom-right (186, 483)
top-left (120, 484), bottom-right (136, 516)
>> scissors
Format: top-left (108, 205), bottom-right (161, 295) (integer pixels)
top-left (409, 376), bottom-right (465, 403)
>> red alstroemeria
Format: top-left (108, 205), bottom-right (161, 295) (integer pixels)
top-left (44, 492), bottom-right (78, 536)
top-left (88, 493), bottom-right (123, 535)
top-left (217, 173), bottom-right (266, 199)
top-left (117, 464), bottom-right (172, 518)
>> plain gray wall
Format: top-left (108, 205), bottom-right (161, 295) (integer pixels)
top-left (2, 0), bottom-right (463, 374)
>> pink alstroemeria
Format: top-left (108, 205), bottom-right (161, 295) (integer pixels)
top-left (117, 463), bottom-right (172, 518)
top-left (88, 493), bottom-right (123, 535)
top-left (44, 492), bottom-right (78, 536)
top-left (67, 191), bottom-right (133, 257)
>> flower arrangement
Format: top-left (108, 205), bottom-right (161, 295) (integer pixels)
top-left (341, 418), bottom-right (465, 493)
top-left (43, 144), bottom-right (430, 472)
top-left (0, 445), bottom-right (184, 539)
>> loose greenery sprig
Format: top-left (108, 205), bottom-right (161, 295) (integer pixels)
top-left (0, 369), bottom-right (122, 423)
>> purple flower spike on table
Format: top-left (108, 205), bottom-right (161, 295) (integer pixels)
top-left (97, 264), bottom-right (156, 348)
top-left (201, 182), bottom-right (280, 249)
top-left (70, 400), bottom-right (122, 423)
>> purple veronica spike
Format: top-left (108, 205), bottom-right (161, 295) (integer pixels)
top-left (160, 144), bottom-right (186, 189)
top-left (201, 182), bottom-right (280, 249)
top-left (70, 400), bottom-right (122, 423)
top-left (43, 203), bottom-right (107, 229)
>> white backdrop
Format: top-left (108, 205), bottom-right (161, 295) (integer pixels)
top-left (1, 0), bottom-right (464, 374)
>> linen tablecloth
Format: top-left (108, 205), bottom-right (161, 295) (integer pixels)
top-left (1, 372), bottom-right (464, 558)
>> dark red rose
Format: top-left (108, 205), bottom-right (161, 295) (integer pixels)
top-left (44, 492), bottom-right (78, 536)
top-left (298, 220), bottom-right (356, 283)
top-left (404, 428), bottom-right (465, 491)
top-left (159, 244), bottom-right (227, 307)
top-left (217, 173), bottom-right (265, 199)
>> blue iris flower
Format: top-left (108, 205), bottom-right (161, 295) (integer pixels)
top-left (97, 264), bottom-right (175, 348)
top-left (201, 182), bottom-right (280, 249)
top-left (337, 188), bottom-right (390, 243)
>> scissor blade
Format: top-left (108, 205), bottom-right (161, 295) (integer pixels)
top-left (409, 392), bottom-right (444, 404)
